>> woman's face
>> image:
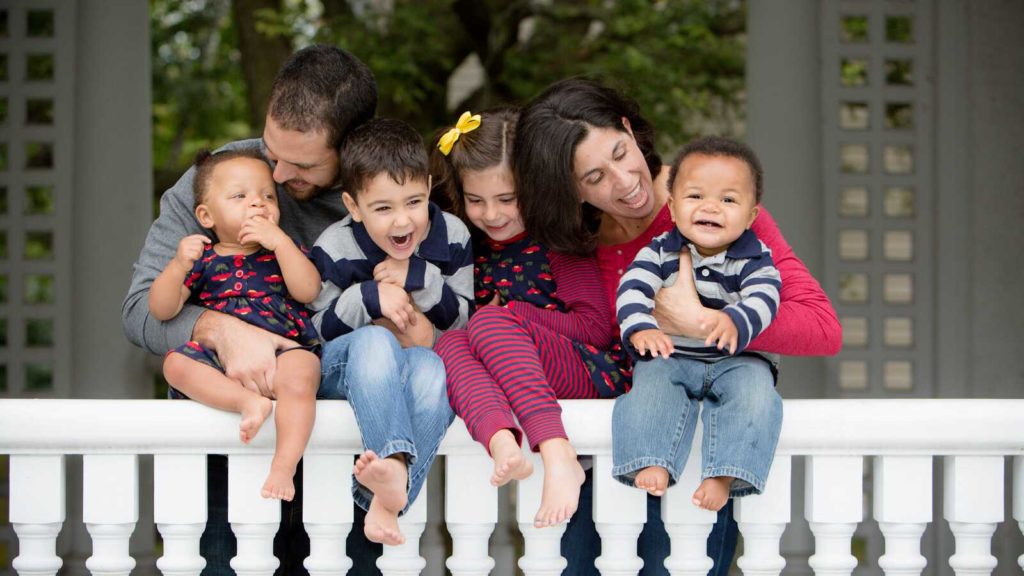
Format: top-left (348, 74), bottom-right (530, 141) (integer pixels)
top-left (572, 122), bottom-right (656, 220)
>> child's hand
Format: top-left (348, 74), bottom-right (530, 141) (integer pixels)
top-left (174, 234), bottom-right (210, 271)
top-left (701, 310), bottom-right (739, 354)
top-left (629, 329), bottom-right (674, 359)
top-left (239, 215), bottom-right (288, 251)
top-left (489, 290), bottom-right (503, 307)
top-left (377, 282), bottom-right (417, 332)
top-left (374, 257), bottom-right (411, 287)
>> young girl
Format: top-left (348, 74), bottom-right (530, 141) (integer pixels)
top-left (431, 108), bottom-right (628, 528)
top-left (149, 149), bottom-right (322, 502)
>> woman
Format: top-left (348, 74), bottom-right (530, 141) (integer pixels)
top-left (514, 77), bottom-right (841, 576)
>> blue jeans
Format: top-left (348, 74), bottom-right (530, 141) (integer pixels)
top-left (612, 355), bottom-right (782, 497)
top-left (561, 468), bottom-right (738, 575)
top-left (316, 325), bottom-right (454, 513)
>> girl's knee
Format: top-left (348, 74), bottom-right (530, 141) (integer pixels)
top-left (467, 304), bottom-right (516, 331)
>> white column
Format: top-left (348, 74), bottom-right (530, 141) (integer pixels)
top-left (83, 455), bottom-right (139, 576)
top-left (11, 455), bottom-right (66, 576)
top-left (303, 454), bottom-right (355, 576)
top-left (154, 455), bottom-right (207, 576)
top-left (943, 456), bottom-right (1002, 576)
top-left (445, 453), bottom-right (497, 576)
top-left (517, 451), bottom-right (566, 576)
top-left (662, 427), bottom-right (715, 576)
top-left (805, 456), bottom-right (862, 576)
top-left (735, 455), bottom-right (791, 576)
top-left (593, 454), bottom-right (646, 576)
top-left (1013, 456), bottom-right (1024, 572)
top-left (873, 456), bottom-right (931, 576)
top-left (378, 486), bottom-right (428, 575)
top-left (228, 454), bottom-right (280, 576)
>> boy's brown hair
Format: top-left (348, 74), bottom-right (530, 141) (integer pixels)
top-left (339, 118), bottom-right (429, 199)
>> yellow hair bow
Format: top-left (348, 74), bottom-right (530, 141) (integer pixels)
top-left (438, 111), bottom-right (482, 156)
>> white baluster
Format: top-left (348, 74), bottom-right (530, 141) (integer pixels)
top-left (11, 455), bottom-right (66, 576)
top-left (735, 455), bottom-right (790, 576)
top-left (805, 456), bottom-right (862, 576)
top-left (377, 483), bottom-right (428, 575)
top-left (1014, 456), bottom-right (1024, 571)
top-left (303, 453), bottom-right (354, 576)
top-left (662, 426), bottom-right (715, 576)
top-left (228, 454), bottom-right (281, 576)
top-left (593, 453), bottom-right (646, 576)
top-left (944, 456), bottom-right (1002, 576)
top-left (445, 453), bottom-right (497, 576)
top-left (517, 451), bottom-right (566, 576)
top-left (874, 456), bottom-right (931, 576)
top-left (83, 455), bottom-right (139, 576)
top-left (154, 454), bottom-right (207, 576)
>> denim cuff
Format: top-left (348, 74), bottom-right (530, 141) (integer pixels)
top-left (610, 457), bottom-right (680, 489)
top-left (702, 465), bottom-right (765, 497)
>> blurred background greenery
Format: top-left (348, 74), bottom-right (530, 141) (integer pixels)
top-left (151, 0), bottom-right (747, 204)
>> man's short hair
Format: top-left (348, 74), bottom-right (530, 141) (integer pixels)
top-left (192, 148), bottom-right (271, 208)
top-left (268, 45), bottom-right (377, 149)
top-left (668, 136), bottom-right (765, 203)
top-left (339, 118), bottom-right (429, 199)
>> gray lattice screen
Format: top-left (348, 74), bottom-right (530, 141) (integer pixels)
top-left (823, 0), bottom-right (934, 398)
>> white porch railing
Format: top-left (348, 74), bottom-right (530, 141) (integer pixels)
top-left (1, 399), bottom-right (1023, 576)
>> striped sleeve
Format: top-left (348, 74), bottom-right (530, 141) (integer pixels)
top-left (408, 213), bottom-right (474, 331)
top-left (721, 247), bottom-right (781, 354)
top-left (308, 220), bottom-right (377, 339)
top-left (616, 240), bottom-right (672, 356)
top-left (506, 251), bottom-right (613, 348)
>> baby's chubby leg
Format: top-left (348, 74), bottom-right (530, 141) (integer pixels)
top-left (261, 348), bottom-right (319, 501)
top-left (163, 350), bottom-right (272, 444)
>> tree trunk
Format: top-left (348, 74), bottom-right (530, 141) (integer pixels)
top-left (232, 0), bottom-right (293, 133)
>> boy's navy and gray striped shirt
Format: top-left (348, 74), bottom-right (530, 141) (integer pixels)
top-left (616, 227), bottom-right (782, 360)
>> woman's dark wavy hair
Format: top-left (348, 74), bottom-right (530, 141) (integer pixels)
top-left (429, 106), bottom-right (519, 224)
top-left (514, 77), bottom-right (661, 256)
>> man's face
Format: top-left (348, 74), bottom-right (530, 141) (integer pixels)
top-left (262, 115), bottom-right (340, 201)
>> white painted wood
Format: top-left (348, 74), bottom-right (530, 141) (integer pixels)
top-left (377, 487), bottom-right (428, 575)
top-left (11, 523), bottom-right (63, 576)
top-left (662, 426), bottom-right (716, 576)
top-left (944, 456), bottom-right (1002, 576)
top-left (593, 454), bottom-right (645, 575)
top-left (1014, 456), bottom-right (1024, 571)
top-left (805, 456), bottom-right (862, 576)
top-left (228, 454), bottom-right (280, 576)
top-left (154, 452), bottom-right (207, 576)
top-left (874, 456), bottom-right (931, 576)
top-left (517, 451), bottom-right (567, 576)
top-left (83, 455), bottom-right (138, 576)
top-left (303, 453), bottom-right (354, 576)
top-left (735, 455), bottom-right (791, 576)
top-left (445, 453), bottom-right (497, 576)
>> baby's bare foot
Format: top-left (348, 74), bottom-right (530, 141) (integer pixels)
top-left (354, 451), bottom-right (409, 516)
top-left (489, 430), bottom-right (533, 487)
top-left (634, 466), bottom-right (669, 496)
top-left (261, 463), bottom-right (296, 501)
top-left (534, 439), bottom-right (585, 528)
top-left (692, 476), bottom-right (733, 511)
top-left (364, 495), bottom-right (405, 546)
top-left (239, 396), bottom-right (273, 444)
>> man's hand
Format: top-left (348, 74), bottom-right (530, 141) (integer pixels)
top-left (374, 308), bottom-right (434, 348)
top-left (629, 329), bottom-right (674, 359)
top-left (377, 282), bottom-right (417, 332)
top-left (652, 251), bottom-right (709, 338)
top-left (193, 310), bottom-right (293, 398)
top-left (239, 215), bottom-right (288, 252)
top-left (701, 310), bottom-right (739, 355)
top-left (374, 257), bottom-right (411, 287)
top-left (174, 234), bottom-right (211, 272)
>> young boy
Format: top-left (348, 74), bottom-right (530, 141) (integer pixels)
top-left (612, 136), bottom-right (784, 511)
top-left (309, 117), bottom-right (473, 545)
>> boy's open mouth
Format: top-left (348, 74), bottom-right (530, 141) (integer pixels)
top-left (390, 233), bottom-right (414, 250)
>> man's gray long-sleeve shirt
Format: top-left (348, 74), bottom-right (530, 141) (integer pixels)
top-left (121, 138), bottom-right (347, 355)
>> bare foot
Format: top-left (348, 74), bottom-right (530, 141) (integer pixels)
top-left (354, 451), bottom-right (408, 545)
top-left (692, 476), bottom-right (733, 511)
top-left (239, 395), bottom-right (273, 444)
top-left (489, 430), bottom-right (534, 487)
top-left (261, 463), bottom-right (296, 501)
top-left (634, 466), bottom-right (669, 496)
top-left (534, 439), bottom-right (586, 528)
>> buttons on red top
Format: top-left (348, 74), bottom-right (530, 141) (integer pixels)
top-left (235, 270), bottom-right (244, 278)
top-left (234, 282), bottom-right (243, 291)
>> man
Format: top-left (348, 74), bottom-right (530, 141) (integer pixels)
top-left (123, 44), bottom-right (429, 576)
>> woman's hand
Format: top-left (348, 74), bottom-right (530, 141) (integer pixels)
top-left (651, 251), bottom-right (710, 339)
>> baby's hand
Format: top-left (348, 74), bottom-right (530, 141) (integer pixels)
top-left (629, 329), bottom-right (674, 359)
top-left (174, 234), bottom-right (210, 271)
top-left (701, 310), bottom-right (739, 354)
top-left (374, 257), bottom-right (411, 287)
top-left (377, 282), bottom-right (417, 332)
top-left (239, 215), bottom-right (287, 251)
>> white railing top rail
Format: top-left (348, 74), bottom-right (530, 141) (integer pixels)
top-left (0, 399), bottom-right (1022, 456)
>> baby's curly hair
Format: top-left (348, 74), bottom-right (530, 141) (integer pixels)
top-left (192, 148), bottom-right (272, 208)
